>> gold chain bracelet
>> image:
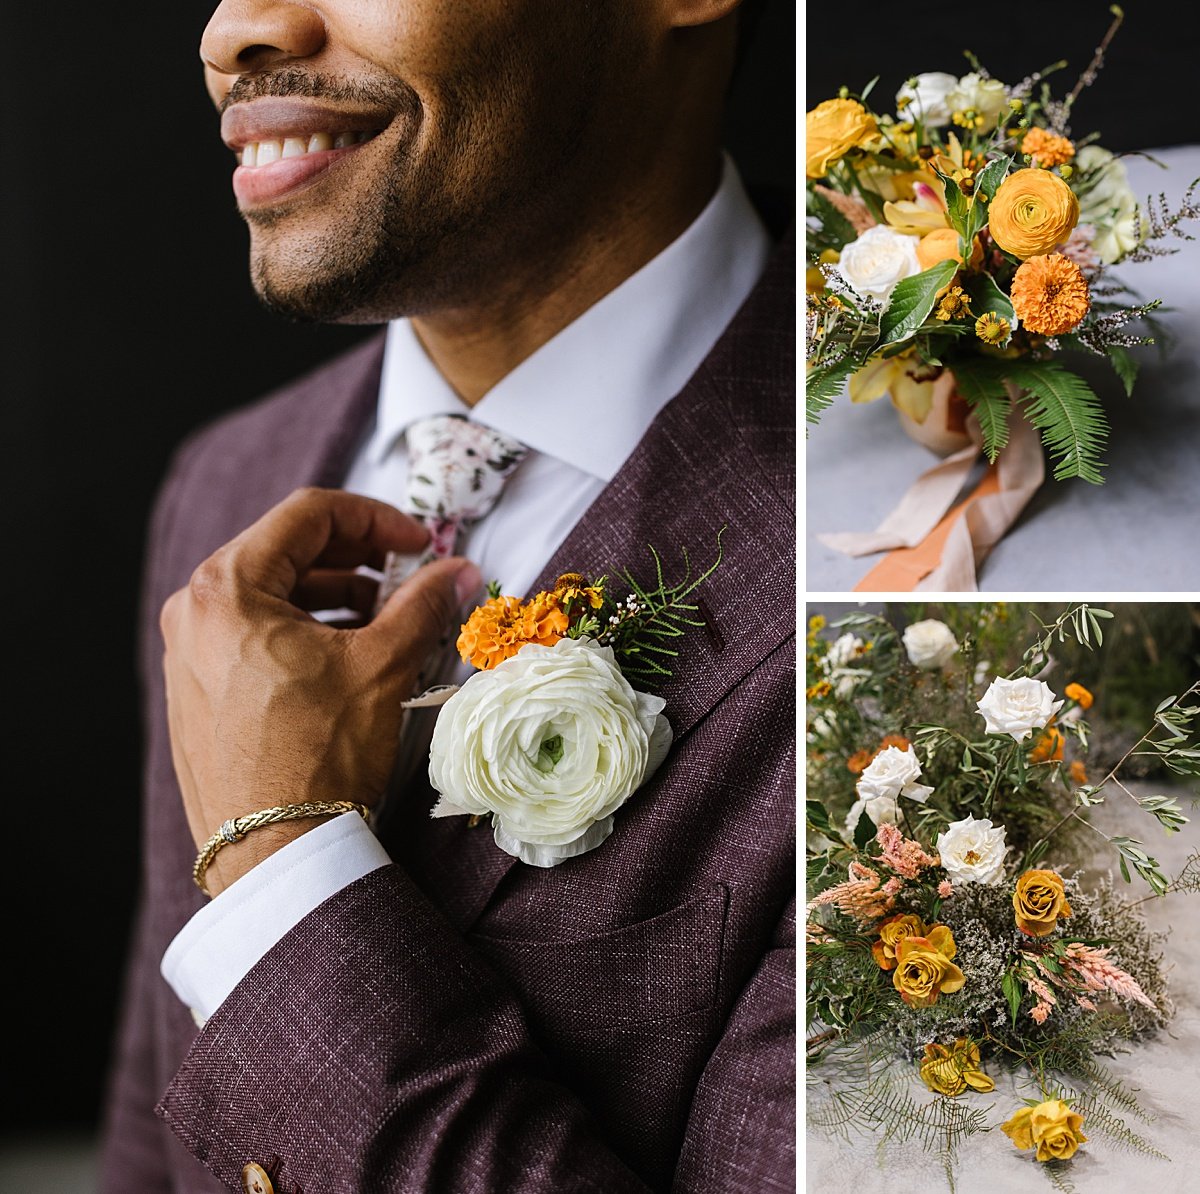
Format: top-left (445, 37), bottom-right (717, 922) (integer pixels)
top-left (192, 800), bottom-right (371, 896)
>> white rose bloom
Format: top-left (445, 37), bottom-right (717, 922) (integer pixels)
top-left (977, 676), bottom-right (1064, 741)
top-left (937, 814), bottom-right (1008, 886)
top-left (845, 791), bottom-right (899, 837)
top-left (902, 619), bottom-right (958, 670)
top-left (825, 633), bottom-right (864, 669)
top-left (428, 638), bottom-right (672, 867)
top-left (973, 659), bottom-right (992, 688)
top-left (836, 225), bottom-right (922, 304)
top-left (846, 745), bottom-right (934, 835)
top-left (946, 73), bottom-right (1008, 132)
top-left (896, 72), bottom-right (958, 127)
top-left (1074, 145), bottom-right (1143, 263)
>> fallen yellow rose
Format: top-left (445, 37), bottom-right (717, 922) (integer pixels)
top-left (892, 926), bottom-right (965, 1007)
top-left (987, 168), bottom-right (1079, 258)
top-left (1013, 868), bottom-right (1073, 937)
top-left (806, 98), bottom-right (878, 179)
top-left (1002, 1099), bottom-right (1087, 1162)
top-left (871, 912), bottom-right (930, 971)
top-left (919, 1039), bottom-right (995, 1096)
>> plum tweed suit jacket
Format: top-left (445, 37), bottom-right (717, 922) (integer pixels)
top-left (98, 234), bottom-right (796, 1194)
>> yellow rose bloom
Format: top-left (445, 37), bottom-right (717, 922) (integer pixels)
top-left (892, 926), bottom-right (966, 1007)
top-left (1003, 1100), bottom-right (1087, 1162)
top-left (919, 1039), bottom-right (995, 1096)
top-left (871, 912), bottom-right (930, 971)
top-left (1013, 869), bottom-right (1073, 937)
top-left (806, 99), bottom-right (878, 179)
top-left (987, 169), bottom-right (1079, 258)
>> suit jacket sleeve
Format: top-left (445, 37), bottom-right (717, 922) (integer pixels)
top-left (156, 863), bottom-right (795, 1193)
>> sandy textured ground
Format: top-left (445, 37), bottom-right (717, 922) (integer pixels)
top-left (805, 778), bottom-right (1200, 1193)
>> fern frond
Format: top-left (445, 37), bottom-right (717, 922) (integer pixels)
top-left (950, 360), bottom-right (1012, 461)
top-left (806, 356), bottom-right (855, 424)
top-left (1005, 361), bottom-right (1109, 483)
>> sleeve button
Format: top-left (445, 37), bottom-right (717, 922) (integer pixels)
top-left (241, 1163), bottom-right (274, 1194)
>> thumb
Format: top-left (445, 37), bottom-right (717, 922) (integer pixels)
top-left (363, 557), bottom-right (483, 665)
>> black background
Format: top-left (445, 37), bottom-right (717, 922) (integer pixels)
top-left (0, 2), bottom-right (795, 1137)
top-left (806, 0), bottom-right (1195, 155)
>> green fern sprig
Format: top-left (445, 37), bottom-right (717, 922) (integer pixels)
top-left (596, 531), bottom-right (725, 682)
top-left (1004, 360), bottom-right (1110, 484)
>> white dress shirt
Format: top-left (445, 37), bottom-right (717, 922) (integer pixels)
top-left (162, 155), bottom-right (772, 1022)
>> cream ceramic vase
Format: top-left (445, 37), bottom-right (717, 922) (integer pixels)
top-left (895, 370), bottom-right (974, 456)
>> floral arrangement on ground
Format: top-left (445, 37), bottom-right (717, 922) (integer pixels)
top-left (805, 603), bottom-right (1200, 1190)
top-left (804, 7), bottom-right (1200, 483)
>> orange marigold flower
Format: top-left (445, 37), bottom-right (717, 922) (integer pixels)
top-left (1069, 759), bottom-right (1089, 785)
top-left (847, 749), bottom-right (874, 775)
top-left (1010, 253), bottom-right (1091, 335)
top-left (1029, 726), bottom-right (1064, 764)
top-left (878, 734), bottom-right (912, 753)
top-left (1022, 127), bottom-right (1076, 168)
top-left (457, 594), bottom-right (568, 670)
top-left (1065, 682), bottom-right (1094, 710)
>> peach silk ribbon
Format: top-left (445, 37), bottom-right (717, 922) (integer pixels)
top-left (817, 400), bottom-right (1045, 592)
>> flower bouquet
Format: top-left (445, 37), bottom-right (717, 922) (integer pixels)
top-left (804, 10), bottom-right (1200, 585)
top-left (805, 603), bottom-right (1200, 1187)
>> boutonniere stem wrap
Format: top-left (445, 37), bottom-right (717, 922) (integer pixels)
top-left (420, 542), bottom-right (722, 867)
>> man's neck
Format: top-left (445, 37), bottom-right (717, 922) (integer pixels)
top-left (410, 154), bottom-right (723, 407)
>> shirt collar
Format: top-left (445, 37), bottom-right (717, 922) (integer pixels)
top-left (364, 154), bottom-right (771, 480)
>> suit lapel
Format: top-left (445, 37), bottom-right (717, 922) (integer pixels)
top-left (401, 236), bottom-right (795, 932)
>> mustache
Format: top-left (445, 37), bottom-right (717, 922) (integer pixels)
top-left (220, 67), bottom-right (415, 114)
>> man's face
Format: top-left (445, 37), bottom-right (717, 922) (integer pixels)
top-left (202, 1), bottom-right (648, 324)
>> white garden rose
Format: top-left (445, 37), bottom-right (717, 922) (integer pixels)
top-left (836, 225), bottom-right (922, 304)
top-left (845, 791), bottom-right (899, 837)
top-left (902, 619), bottom-right (958, 670)
top-left (1074, 145), bottom-right (1143, 264)
top-left (945, 73), bottom-right (1008, 132)
top-left (428, 638), bottom-right (672, 867)
top-left (977, 676), bottom-right (1064, 741)
top-left (825, 633), bottom-right (864, 669)
top-left (896, 72), bottom-right (958, 127)
top-left (937, 815), bottom-right (1008, 886)
top-left (846, 745), bottom-right (934, 835)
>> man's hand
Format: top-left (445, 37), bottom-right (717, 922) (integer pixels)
top-left (160, 487), bottom-right (481, 897)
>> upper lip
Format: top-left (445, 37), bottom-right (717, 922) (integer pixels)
top-left (221, 99), bottom-right (391, 149)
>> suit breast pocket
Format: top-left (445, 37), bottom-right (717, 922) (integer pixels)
top-left (469, 882), bottom-right (730, 1029)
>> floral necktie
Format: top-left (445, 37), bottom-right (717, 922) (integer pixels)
top-left (376, 414), bottom-right (527, 607)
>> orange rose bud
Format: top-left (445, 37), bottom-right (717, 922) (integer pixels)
top-left (1013, 869), bottom-right (1073, 937)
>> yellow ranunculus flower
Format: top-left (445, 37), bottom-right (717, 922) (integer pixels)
top-left (871, 912), bottom-right (929, 971)
top-left (1013, 868), bottom-right (1073, 937)
top-left (987, 169), bottom-right (1079, 258)
top-left (892, 926), bottom-right (965, 1007)
top-left (1003, 1100), bottom-right (1088, 1162)
top-left (919, 1039), bottom-right (995, 1096)
top-left (806, 98), bottom-right (878, 179)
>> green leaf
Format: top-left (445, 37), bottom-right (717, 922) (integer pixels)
top-left (854, 813), bottom-right (876, 849)
top-left (975, 155), bottom-right (1012, 203)
top-left (1002, 970), bottom-right (1022, 1026)
top-left (806, 185), bottom-right (857, 250)
top-left (950, 359), bottom-right (1011, 461)
top-left (1108, 345), bottom-right (1139, 396)
top-left (967, 271), bottom-right (1016, 339)
top-left (805, 357), bottom-right (856, 425)
top-left (942, 174), bottom-right (970, 240)
top-left (806, 800), bottom-right (834, 834)
top-left (878, 260), bottom-right (959, 347)
top-left (1005, 360), bottom-right (1110, 483)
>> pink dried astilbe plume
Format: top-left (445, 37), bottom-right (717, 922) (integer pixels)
top-left (874, 822), bottom-right (940, 880)
top-left (806, 862), bottom-right (896, 927)
top-left (1030, 1001), bottom-right (1052, 1024)
top-left (1063, 944), bottom-right (1157, 1010)
top-left (813, 184), bottom-right (877, 234)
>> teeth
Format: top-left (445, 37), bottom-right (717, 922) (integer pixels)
top-left (239, 131), bottom-right (372, 166)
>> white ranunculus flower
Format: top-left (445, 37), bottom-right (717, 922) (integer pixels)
top-left (846, 745), bottom-right (934, 834)
top-left (976, 676), bottom-right (1064, 741)
top-left (428, 638), bottom-right (672, 867)
top-left (836, 225), bottom-right (922, 304)
top-left (902, 619), bottom-right (958, 670)
top-left (946, 72), bottom-right (1008, 132)
top-left (937, 814), bottom-right (1008, 886)
top-left (896, 72), bottom-right (958, 127)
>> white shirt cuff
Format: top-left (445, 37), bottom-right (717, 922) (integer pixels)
top-left (161, 812), bottom-right (391, 1024)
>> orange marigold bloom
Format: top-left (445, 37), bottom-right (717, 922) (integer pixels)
top-left (1010, 253), bottom-right (1091, 335)
top-left (1022, 127), bottom-right (1076, 168)
top-left (1029, 726), bottom-right (1064, 763)
top-left (457, 594), bottom-right (568, 670)
top-left (847, 749), bottom-right (874, 775)
top-left (878, 734), bottom-right (912, 753)
top-left (1065, 682), bottom-right (1094, 710)
top-left (1069, 759), bottom-right (1089, 785)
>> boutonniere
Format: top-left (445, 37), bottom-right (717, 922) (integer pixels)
top-left (415, 540), bottom-right (723, 867)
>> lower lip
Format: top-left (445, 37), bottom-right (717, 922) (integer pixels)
top-left (231, 143), bottom-right (369, 207)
